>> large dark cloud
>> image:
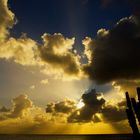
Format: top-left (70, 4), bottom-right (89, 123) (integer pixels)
top-left (45, 89), bottom-right (106, 123)
top-left (67, 89), bottom-right (127, 123)
top-left (83, 15), bottom-right (140, 83)
top-left (45, 89), bottom-right (127, 123)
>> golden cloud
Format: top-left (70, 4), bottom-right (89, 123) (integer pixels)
top-left (0, 93), bottom-right (130, 134)
top-left (0, 36), bottom-right (39, 65)
top-left (0, 0), bottom-right (15, 40)
top-left (0, 1), bottom-right (85, 80)
top-left (40, 33), bottom-right (83, 79)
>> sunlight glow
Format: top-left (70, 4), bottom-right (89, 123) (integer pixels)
top-left (77, 99), bottom-right (85, 109)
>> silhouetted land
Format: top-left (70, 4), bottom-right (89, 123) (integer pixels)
top-left (0, 134), bottom-right (138, 140)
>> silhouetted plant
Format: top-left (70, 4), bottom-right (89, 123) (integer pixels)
top-left (125, 88), bottom-right (140, 135)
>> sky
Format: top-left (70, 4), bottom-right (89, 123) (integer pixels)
top-left (0, 0), bottom-right (140, 134)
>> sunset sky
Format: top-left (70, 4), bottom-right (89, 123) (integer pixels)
top-left (0, 0), bottom-right (140, 134)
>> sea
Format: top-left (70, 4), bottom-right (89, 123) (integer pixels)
top-left (0, 134), bottom-right (139, 140)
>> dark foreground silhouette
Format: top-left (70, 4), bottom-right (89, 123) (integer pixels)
top-left (125, 87), bottom-right (140, 136)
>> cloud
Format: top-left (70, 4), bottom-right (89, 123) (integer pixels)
top-left (101, 101), bottom-right (127, 122)
top-left (68, 89), bottom-right (105, 122)
top-left (45, 89), bottom-right (127, 123)
top-left (0, 36), bottom-right (39, 65)
top-left (0, 0), bottom-right (15, 40)
top-left (67, 89), bottom-right (127, 123)
top-left (1, 0), bottom-right (140, 84)
top-left (0, 94), bottom-right (75, 133)
top-left (30, 85), bottom-right (35, 90)
top-left (0, 94), bottom-right (32, 120)
top-left (0, 0), bottom-right (133, 134)
top-left (112, 80), bottom-right (140, 96)
top-left (40, 33), bottom-right (82, 78)
top-left (0, 106), bottom-right (10, 112)
top-left (10, 94), bottom-right (33, 118)
top-left (46, 99), bottom-right (76, 113)
top-left (0, 0), bottom-right (40, 66)
top-left (83, 16), bottom-right (140, 84)
top-left (0, 94), bottom-right (70, 123)
top-left (40, 79), bottom-right (49, 85)
top-left (0, 0), bottom-right (84, 81)
top-left (0, 93), bottom-right (129, 133)
top-left (82, 37), bottom-right (94, 63)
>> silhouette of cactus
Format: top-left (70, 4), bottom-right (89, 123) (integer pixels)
top-left (125, 88), bottom-right (140, 135)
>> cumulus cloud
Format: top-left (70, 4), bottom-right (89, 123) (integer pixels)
top-left (0, 0), bottom-right (15, 40)
top-left (1, 0), bottom-right (140, 84)
top-left (83, 16), bottom-right (140, 84)
top-left (0, 94), bottom-right (72, 133)
top-left (68, 90), bottom-right (99, 122)
top-left (46, 89), bottom-right (105, 123)
top-left (0, 94), bottom-right (71, 123)
top-left (67, 89), bottom-right (127, 123)
top-left (0, 95), bottom-right (32, 120)
top-left (46, 99), bottom-right (76, 113)
top-left (0, 92), bottom-right (129, 133)
top-left (0, 106), bottom-right (10, 112)
top-left (40, 79), bottom-right (49, 85)
top-left (10, 94), bottom-right (33, 118)
top-left (0, 94), bottom-right (79, 133)
top-left (0, 0), bottom-right (134, 134)
top-left (0, 0), bottom-right (85, 81)
top-left (40, 33), bottom-right (82, 78)
top-left (82, 37), bottom-right (94, 63)
top-left (101, 100), bottom-right (127, 122)
top-left (0, 0), bottom-right (40, 66)
top-left (83, 0), bottom-right (140, 93)
top-left (45, 89), bottom-right (127, 123)
top-left (68, 89), bottom-right (105, 122)
top-left (112, 80), bottom-right (140, 96)
top-left (0, 36), bottom-right (39, 65)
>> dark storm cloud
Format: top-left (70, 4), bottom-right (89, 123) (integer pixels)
top-left (68, 89), bottom-right (105, 122)
top-left (83, 16), bottom-right (140, 83)
top-left (45, 89), bottom-right (127, 123)
top-left (67, 89), bottom-right (127, 123)
top-left (45, 89), bottom-right (106, 123)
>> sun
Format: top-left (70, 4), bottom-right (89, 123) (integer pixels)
top-left (77, 99), bottom-right (85, 109)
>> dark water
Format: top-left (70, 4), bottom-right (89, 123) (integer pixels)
top-left (0, 134), bottom-right (139, 140)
